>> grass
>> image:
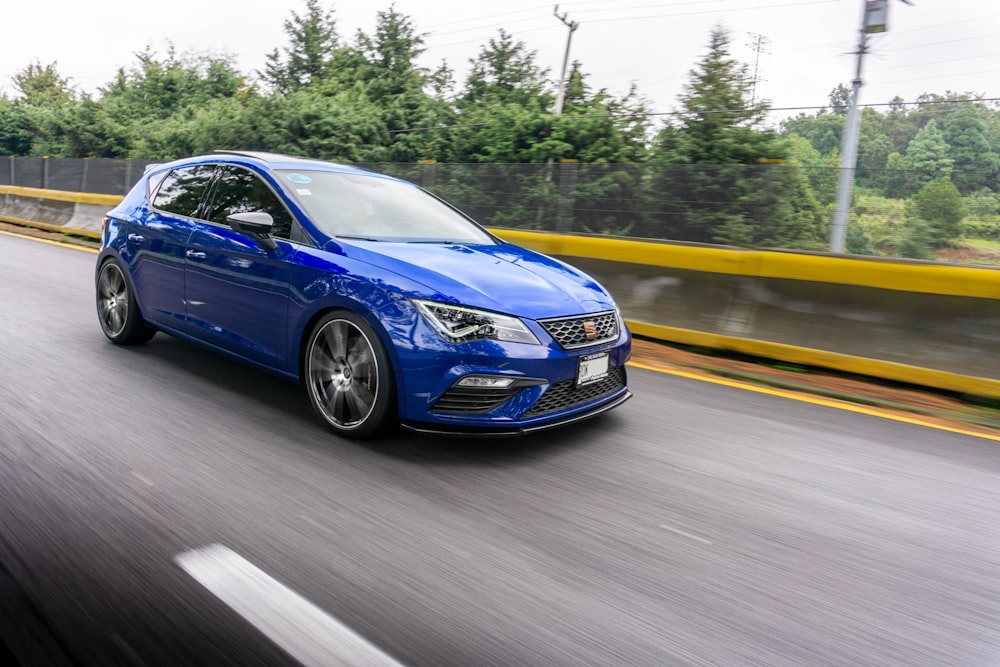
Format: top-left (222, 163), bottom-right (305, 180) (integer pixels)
top-left (965, 237), bottom-right (1000, 251)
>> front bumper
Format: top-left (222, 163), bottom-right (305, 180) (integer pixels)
top-left (400, 388), bottom-right (632, 437)
top-left (389, 303), bottom-right (633, 432)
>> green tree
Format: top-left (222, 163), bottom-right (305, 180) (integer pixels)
top-left (0, 97), bottom-right (34, 154)
top-left (11, 61), bottom-right (74, 106)
top-left (882, 151), bottom-right (909, 198)
top-left (827, 83), bottom-right (851, 117)
top-left (896, 218), bottom-right (933, 259)
top-left (643, 24), bottom-right (822, 248)
top-left (780, 112), bottom-right (844, 156)
top-left (910, 176), bottom-right (966, 246)
top-left (856, 108), bottom-right (892, 192)
top-left (262, 0), bottom-right (346, 94)
top-left (457, 29), bottom-right (551, 111)
top-left (101, 47), bottom-right (245, 122)
top-left (786, 133), bottom-right (838, 207)
top-left (354, 7), bottom-right (446, 162)
top-left (34, 95), bottom-right (132, 157)
top-left (941, 105), bottom-right (999, 193)
top-left (901, 118), bottom-right (952, 195)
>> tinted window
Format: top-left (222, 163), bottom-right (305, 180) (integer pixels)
top-left (151, 166), bottom-right (214, 217)
top-left (205, 166), bottom-right (294, 240)
top-left (146, 169), bottom-right (169, 200)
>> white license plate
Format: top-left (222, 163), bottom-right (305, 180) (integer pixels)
top-left (576, 352), bottom-right (610, 386)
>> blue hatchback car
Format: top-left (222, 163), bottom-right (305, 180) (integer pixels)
top-left (96, 151), bottom-right (631, 437)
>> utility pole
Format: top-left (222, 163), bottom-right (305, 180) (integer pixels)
top-left (746, 32), bottom-right (770, 106)
top-left (553, 5), bottom-right (579, 116)
top-left (536, 6), bottom-right (580, 230)
top-left (830, 0), bottom-right (913, 253)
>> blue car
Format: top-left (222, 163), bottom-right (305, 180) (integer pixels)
top-left (95, 151), bottom-right (631, 437)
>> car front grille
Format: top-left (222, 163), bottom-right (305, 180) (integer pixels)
top-left (524, 365), bottom-right (626, 418)
top-left (539, 311), bottom-right (619, 349)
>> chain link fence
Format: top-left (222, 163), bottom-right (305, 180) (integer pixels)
top-left (0, 157), bottom-right (161, 196)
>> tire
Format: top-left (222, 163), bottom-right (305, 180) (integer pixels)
top-left (304, 311), bottom-right (396, 439)
top-left (96, 259), bottom-right (156, 345)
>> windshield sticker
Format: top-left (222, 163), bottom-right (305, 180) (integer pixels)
top-left (287, 173), bottom-right (312, 184)
top-left (296, 188), bottom-right (312, 196)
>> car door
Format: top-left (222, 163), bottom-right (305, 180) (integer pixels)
top-left (130, 165), bottom-right (213, 332)
top-left (184, 164), bottom-right (298, 368)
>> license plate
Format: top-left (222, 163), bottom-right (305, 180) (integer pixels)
top-left (576, 352), bottom-right (610, 386)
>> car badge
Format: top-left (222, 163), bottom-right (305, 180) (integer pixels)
top-left (583, 320), bottom-right (598, 340)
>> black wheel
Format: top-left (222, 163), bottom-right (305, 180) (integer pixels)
top-left (96, 259), bottom-right (155, 345)
top-left (304, 311), bottom-right (396, 438)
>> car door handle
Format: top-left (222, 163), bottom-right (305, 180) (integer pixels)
top-left (127, 234), bottom-right (144, 244)
top-left (186, 250), bottom-right (207, 260)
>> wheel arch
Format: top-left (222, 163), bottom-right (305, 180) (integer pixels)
top-left (96, 249), bottom-right (151, 326)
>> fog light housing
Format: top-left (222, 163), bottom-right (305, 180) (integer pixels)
top-left (456, 375), bottom-right (516, 388)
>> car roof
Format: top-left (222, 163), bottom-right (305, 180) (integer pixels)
top-left (212, 150), bottom-right (372, 174)
top-left (150, 151), bottom-right (380, 177)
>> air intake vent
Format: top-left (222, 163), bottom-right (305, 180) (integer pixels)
top-left (525, 366), bottom-right (626, 418)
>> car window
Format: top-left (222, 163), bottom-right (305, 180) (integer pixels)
top-left (276, 170), bottom-right (495, 244)
top-left (205, 165), bottom-right (294, 240)
top-left (146, 170), bottom-right (169, 200)
top-left (151, 165), bottom-right (215, 218)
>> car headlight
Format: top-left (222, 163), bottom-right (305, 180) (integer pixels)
top-left (412, 299), bottom-right (540, 345)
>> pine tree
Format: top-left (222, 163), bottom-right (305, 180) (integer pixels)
top-left (262, 0), bottom-right (344, 94)
top-left (644, 24), bottom-right (822, 248)
top-left (902, 119), bottom-right (953, 195)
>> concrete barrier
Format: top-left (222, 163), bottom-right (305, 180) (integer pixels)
top-left (5, 185), bottom-right (1000, 399)
top-left (0, 185), bottom-right (117, 236)
top-left (496, 229), bottom-right (1000, 399)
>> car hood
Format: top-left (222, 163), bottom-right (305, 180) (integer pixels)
top-left (332, 240), bottom-right (614, 319)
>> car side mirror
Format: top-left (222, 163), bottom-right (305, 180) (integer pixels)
top-left (227, 211), bottom-right (277, 250)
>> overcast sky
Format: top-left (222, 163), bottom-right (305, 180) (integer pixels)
top-left (3, 0), bottom-right (998, 124)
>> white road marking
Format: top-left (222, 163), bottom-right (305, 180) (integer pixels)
top-left (659, 523), bottom-right (712, 545)
top-left (175, 544), bottom-right (405, 667)
top-left (130, 471), bottom-right (154, 486)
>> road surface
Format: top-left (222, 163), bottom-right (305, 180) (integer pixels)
top-left (1, 231), bottom-right (998, 666)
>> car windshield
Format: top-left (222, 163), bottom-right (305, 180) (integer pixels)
top-left (276, 170), bottom-right (496, 244)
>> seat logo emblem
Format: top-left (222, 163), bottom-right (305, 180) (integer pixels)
top-left (583, 321), bottom-right (598, 340)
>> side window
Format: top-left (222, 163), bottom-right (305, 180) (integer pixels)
top-left (205, 166), bottom-right (294, 240)
top-left (151, 165), bottom-right (215, 217)
top-left (146, 169), bottom-right (169, 200)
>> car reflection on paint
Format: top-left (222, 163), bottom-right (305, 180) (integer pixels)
top-left (95, 151), bottom-right (631, 438)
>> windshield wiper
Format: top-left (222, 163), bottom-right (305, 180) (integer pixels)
top-left (336, 235), bottom-right (382, 242)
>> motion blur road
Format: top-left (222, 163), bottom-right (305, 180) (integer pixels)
top-left (1, 231), bottom-right (999, 666)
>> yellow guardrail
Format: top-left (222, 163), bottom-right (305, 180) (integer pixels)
top-left (494, 228), bottom-right (1000, 299)
top-left (0, 184), bottom-right (122, 207)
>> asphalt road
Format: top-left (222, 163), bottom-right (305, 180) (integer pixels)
top-left (1, 231), bottom-right (999, 666)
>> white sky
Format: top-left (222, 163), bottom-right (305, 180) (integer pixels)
top-left (2, 0), bottom-right (999, 126)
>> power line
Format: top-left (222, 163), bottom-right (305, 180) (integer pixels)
top-left (870, 51), bottom-right (1000, 73)
top-left (594, 0), bottom-right (841, 23)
